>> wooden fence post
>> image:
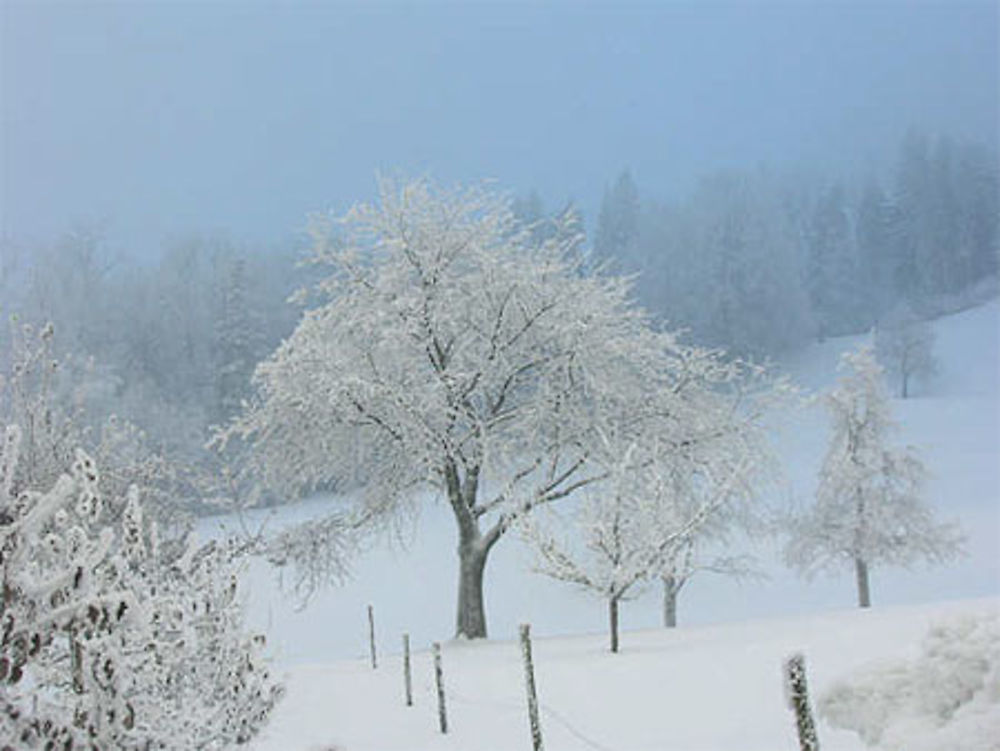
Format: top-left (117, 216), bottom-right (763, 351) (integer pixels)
top-left (433, 642), bottom-right (447, 734)
top-left (783, 652), bottom-right (820, 751)
top-left (402, 633), bottom-right (413, 707)
top-left (367, 604), bottom-right (377, 670)
top-left (519, 623), bottom-right (544, 751)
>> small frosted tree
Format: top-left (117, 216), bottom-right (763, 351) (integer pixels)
top-left (659, 536), bottom-right (759, 629)
top-left (524, 351), bottom-right (774, 651)
top-left (523, 439), bottom-right (668, 654)
top-left (785, 345), bottom-right (963, 608)
top-left (875, 303), bottom-right (937, 398)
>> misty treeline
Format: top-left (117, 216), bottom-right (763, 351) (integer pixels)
top-left (0, 130), bottom-right (995, 498)
top-left (0, 231), bottom-right (304, 472)
top-left (590, 132), bottom-right (999, 357)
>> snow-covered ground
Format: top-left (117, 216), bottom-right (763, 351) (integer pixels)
top-left (253, 597), bottom-right (998, 751)
top-left (205, 299), bottom-right (998, 750)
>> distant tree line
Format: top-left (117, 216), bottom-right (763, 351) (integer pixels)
top-left (0, 230), bottom-right (303, 465)
top-left (0, 129), bottom-right (994, 495)
top-left (591, 132), bottom-right (998, 357)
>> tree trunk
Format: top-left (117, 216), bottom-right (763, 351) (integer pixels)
top-left (662, 576), bottom-right (679, 629)
top-left (902, 372), bottom-right (909, 399)
top-left (608, 596), bottom-right (620, 653)
top-left (447, 461), bottom-right (501, 640)
top-left (456, 539), bottom-right (490, 638)
top-left (854, 556), bottom-right (871, 608)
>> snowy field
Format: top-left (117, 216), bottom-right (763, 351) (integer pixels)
top-left (201, 299), bottom-right (999, 750)
top-left (251, 597), bottom-right (998, 751)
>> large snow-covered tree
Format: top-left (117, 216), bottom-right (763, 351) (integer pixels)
top-left (784, 345), bottom-right (963, 607)
top-left (218, 177), bottom-right (776, 639)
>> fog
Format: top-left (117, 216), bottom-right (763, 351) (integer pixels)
top-left (3, 1), bottom-right (996, 251)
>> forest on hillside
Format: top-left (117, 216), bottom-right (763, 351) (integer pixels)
top-left (591, 132), bottom-right (998, 355)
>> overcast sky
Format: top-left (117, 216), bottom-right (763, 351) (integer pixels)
top-left (2, 0), bottom-right (997, 254)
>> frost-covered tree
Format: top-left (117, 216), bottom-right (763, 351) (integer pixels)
top-left (654, 384), bottom-right (772, 630)
top-left (658, 535), bottom-right (759, 629)
top-left (524, 339), bottom-right (778, 648)
top-left (218, 177), bottom-right (777, 639)
top-left (525, 420), bottom-right (765, 651)
top-left (785, 345), bottom-right (963, 607)
top-left (524, 440), bottom-right (667, 654)
top-left (875, 303), bottom-right (937, 399)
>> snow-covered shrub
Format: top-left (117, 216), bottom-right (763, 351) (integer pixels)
top-left (1, 427), bottom-right (137, 748)
top-left (120, 524), bottom-right (284, 748)
top-left (1, 325), bottom-right (282, 749)
top-left (0, 423), bottom-right (283, 749)
top-left (819, 613), bottom-right (1000, 750)
top-left (2, 321), bottom-right (79, 494)
top-left (2, 320), bottom-right (215, 526)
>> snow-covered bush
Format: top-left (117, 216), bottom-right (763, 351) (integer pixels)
top-left (0, 420), bottom-right (280, 749)
top-left (1, 427), bottom-right (135, 749)
top-left (819, 613), bottom-right (1000, 750)
top-left (1, 324), bottom-right (282, 749)
top-left (0, 422), bottom-right (283, 749)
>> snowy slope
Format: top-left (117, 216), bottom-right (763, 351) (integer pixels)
top-left (251, 597), bottom-right (998, 751)
top-left (205, 299), bottom-right (999, 749)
